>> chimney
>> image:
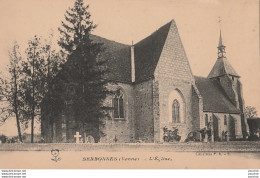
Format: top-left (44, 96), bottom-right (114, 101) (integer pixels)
top-left (131, 41), bottom-right (135, 83)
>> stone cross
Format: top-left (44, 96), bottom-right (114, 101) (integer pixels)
top-left (74, 131), bottom-right (81, 144)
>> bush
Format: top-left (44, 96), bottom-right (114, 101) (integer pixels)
top-left (163, 127), bottom-right (181, 142)
top-left (247, 135), bottom-right (260, 141)
top-left (184, 131), bottom-right (200, 142)
top-left (0, 134), bottom-right (8, 143)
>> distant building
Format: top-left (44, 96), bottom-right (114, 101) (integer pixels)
top-left (41, 20), bottom-right (248, 143)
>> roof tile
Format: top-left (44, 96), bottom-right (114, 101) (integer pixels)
top-left (195, 76), bottom-right (240, 114)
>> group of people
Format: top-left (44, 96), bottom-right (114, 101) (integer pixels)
top-left (200, 122), bottom-right (213, 142)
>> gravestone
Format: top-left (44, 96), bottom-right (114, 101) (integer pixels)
top-left (85, 135), bottom-right (95, 143)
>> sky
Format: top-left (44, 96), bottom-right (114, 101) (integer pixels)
top-left (0, 0), bottom-right (259, 136)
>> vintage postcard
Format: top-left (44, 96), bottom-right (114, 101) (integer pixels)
top-left (0, 0), bottom-right (259, 169)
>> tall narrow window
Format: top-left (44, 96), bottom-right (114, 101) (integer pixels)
top-left (113, 89), bottom-right (124, 118)
top-left (119, 96), bottom-right (124, 118)
top-left (205, 114), bottom-right (208, 126)
top-left (172, 99), bottom-right (180, 123)
top-left (114, 97), bottom-right (119, 118)
top-left (224, 115), bottom-right (227, 125)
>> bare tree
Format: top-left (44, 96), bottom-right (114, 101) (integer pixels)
top-left (0, 42), bottom-right (24, 142)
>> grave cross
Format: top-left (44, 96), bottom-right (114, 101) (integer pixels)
top-left (74, 131), bottom-right (81, 144)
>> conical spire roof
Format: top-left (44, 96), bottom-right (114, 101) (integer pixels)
top-left (208, 57), bottom-right (239, 78)
top-left (218, 30), bottom-right (224, 47)
top-left (208, 31), bottom-right (239, 78)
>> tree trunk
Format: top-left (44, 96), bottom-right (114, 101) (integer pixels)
top-left (13, 67), bottom-right (23, 143)
top-left (31, 47), bottom-right (35, 143)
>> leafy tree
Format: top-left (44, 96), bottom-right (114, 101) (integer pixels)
top-left (21, 36), bottom-right (43, 143)
top-left (0, 42), bottom-right (24, 142)
top-left (40, 33), bottom-right (63, 141)
top-left (55, 0), bottom-right (110, 142)
top-left (245, 106), bottom-right (258, 119)
top-left (58, 0), bottom-right (96, 55)
top-left (21, 35), bottom-right (62, 143)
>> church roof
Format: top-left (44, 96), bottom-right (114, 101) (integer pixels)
top-left (134, 21), bottom-right (172, 82)
top-left (90, 34), bottom-right (132, 83)
top-left (91, 20), bottom-right (173, 83)
top-left (207, 57), bottom-right (240, 78)
top-left (90, 34), bottom-right (130, 52)
top-left (195, 76), bottom-right (240, 114)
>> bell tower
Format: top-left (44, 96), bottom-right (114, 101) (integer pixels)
top-left (208, 30), bottom-right (248, 137)
top-left (208, 30), bottom-right (241, 108)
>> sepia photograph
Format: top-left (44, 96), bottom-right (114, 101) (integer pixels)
top-left (0, 0), bottom-right (259, 170)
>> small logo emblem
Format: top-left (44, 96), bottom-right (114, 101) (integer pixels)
top-left (51, 149), bottom-right (61, 162)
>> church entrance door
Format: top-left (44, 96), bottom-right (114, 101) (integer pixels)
top-left (213, 116), bottom-right (219, 141)
top-left (229, 117), bottom-right (236, 140)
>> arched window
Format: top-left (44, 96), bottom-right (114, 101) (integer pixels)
top-left (224, 115), bottom-right (227, 125)
top-left (172, 99), bottom-right (180, 123)
top-left (113, 89), bottom-right (124, 118)
top-left (205, 114), bottom-right (208, 126)
top-left (168, 89), bottom-right (185, 123)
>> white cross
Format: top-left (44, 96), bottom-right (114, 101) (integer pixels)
top-left (218, 16), bottom-right (222, 28)
top-left (218, 16), bottom-right (222, 24)
top-left (74, 131), bottom-right (81, 144)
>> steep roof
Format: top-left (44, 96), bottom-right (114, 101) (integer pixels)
top-left (90, 20), bottom-right (173, 83)
top-left (195, 76), bottom-right (240, 114)
top-left (208, 30), bottom-right (239, 78)
top-left (90, 34), bottom-right (129, 52)
top-left (208, 57), bottom-right (240, 78)
top-left (90, 34), bottom-right (132, 83)
top-left (134, 21), bottom-right (172, 82)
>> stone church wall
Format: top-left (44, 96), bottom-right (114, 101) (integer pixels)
top-left (230, 114), bottom-right (243, 139)
top-left (100, 83), bottom-right (136, 143)
top-left (212, 113), bottom-right (231, 141)
top-left (134, 79), bottom-right (154, 142)
top-left (191, 85), bottom-right (203, 131)
top-left (236, 80), bottom-right (249, 137)
top-left (153, 80), bottom-right (160, 143)
top-left (203, 112), bottom-right (243, 141)
top-left (155, 76), bottom-right (194, 142)
top-left (153, 20), bottom-right (196, 142)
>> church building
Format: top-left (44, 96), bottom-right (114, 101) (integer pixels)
top-left (41, 20), bottom-right (248, 143)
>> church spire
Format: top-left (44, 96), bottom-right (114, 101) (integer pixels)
top-left (208, 29), bottom-right (240, 78)
top-left (217, 30), bottom-right (226, 58)
top-left (218, 30), bottom-right (223, 47)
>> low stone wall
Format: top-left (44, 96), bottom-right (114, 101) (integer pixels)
top-left (0, 141), bottom-right (259, 152)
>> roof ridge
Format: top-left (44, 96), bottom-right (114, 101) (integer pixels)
top-left (90, 34), bottom-right (130, 47)
top-left (135, 20), bottom-right (174, 45)
top-left (134, 19), bottom-right (173, 82)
